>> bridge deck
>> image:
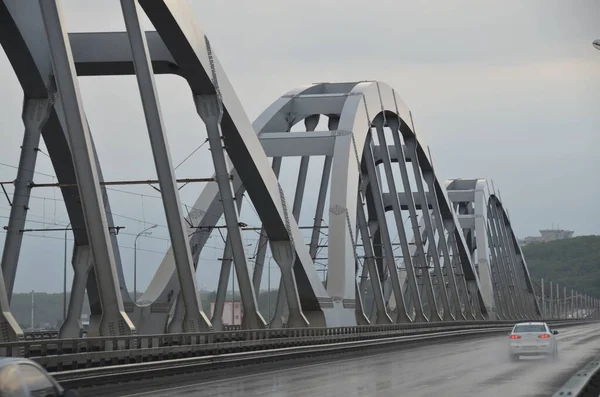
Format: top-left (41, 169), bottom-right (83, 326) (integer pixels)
top-left (118, 323), bottom-right (600, 397)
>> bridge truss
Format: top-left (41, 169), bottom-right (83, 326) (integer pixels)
top-left (0, 0), bottom-right (595, 341)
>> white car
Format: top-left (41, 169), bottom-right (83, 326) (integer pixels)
top-left (508, 322), bottom-right (559, 361)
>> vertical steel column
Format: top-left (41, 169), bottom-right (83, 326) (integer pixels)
top-left (436, 216), bottom-right (465, 319)
top-left (487, 208), bottom-right (518, 318)
top-left (489, 213), bottom-right (519, 319)
top-left (490, 260), bottom-right (506, 319)
top-left (211, 195), bottom-right (243, 330)
top-left (491, 204), bottom-right (525, 318)
top-left (293, 115), bottom-right (318, 221)
top-left (309, 156), bottom-right (333, 259)
top-left (39, 0), bottom-right (134, 336)
top-left (195, 95), bottom-right (265, 329)
top-left (121, 0), bottom-right (211, 332)
top-left (272, 114), bottom-right (322, 327)
top-left (358, 246), bottom-right (370, 299)
top-left (497, 215), bottom-right (530, 318)
top-left (59, 245), bottom-right (92, 338)
top-left (363, 142), bottom-right (410, 322)
top-left (388, 130), bottom-right (436, 321)
top-left (467, 281), bottom-right (484, 320)
top-left (486, 223), bottom-right (514, 319)
top-left (308, 115), bottom-right (335, 261)
top-left (252, 157), bottom-right (282, 293)
top-left (374, 117), bottom-right (424, 322)
top-left (405, 137), bottom-right (451, 321)
top-left (449, 229), bottom-right (474, 318)
top-left (270, 115), bottom-right (320, 326)
top-left (356, 195), bottom-right (392, 324)
top-left (1, 99), bottom-right (51, 299)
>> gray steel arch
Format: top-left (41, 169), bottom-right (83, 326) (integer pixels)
top-left (178, 81), bottom-right (490, 327)
top-left (445, 178), bottom-right (541, 319)
top-left (0, 0), bottom-right (547, 339)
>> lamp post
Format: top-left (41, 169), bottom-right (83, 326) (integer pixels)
top-left (63, 222), bottom-right (70, 322)
top-left (593, 39), bottom-right (600, 50)
top-left (134, 224), bottom-right (157, 302)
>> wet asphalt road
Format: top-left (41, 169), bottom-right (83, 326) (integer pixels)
top-left (119, 323), bottom-right (600, 397)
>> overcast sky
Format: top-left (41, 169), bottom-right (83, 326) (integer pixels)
top-left (0, 1), bottom-right (598, 294)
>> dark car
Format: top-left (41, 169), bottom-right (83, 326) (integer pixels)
top-left (0, 357), bottom-right (76, 397)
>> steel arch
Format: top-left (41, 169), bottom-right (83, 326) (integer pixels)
top-left (0, 0), bottom-right (547, 340)
top-left (445, 178), bottom-right (541, 320)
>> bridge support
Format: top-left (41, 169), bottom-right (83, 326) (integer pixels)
top-left (39, 0), bottom-right (135, 336)
top-left (0, 266), bottom-right (21, 342)
top-left (363, 142), bottom-right (410, 322)
top-left (270, 241), bottom-right (309, 328)
top-left (211, 194), bottom-right (243, 330)
top-left (121, 0), bottom-right (211, 332)
top-left (374, 116), bottom-right (424, 322)
top-left (59, 245), bottom-right (92, 338)
top-left (356, 199), bottom-right (392, 324)
top-left (195, 94), bottom-right (265, 329)
top-left (251, 159), bottom-right (281, 294)
top-left (1, 99), bottom-right (52, 300)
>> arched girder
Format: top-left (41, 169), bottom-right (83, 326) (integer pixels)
top-left (445, 178), bottom-right (541, 320)
top-left (0, 0), bottom-right (539, 336)
top-left (235, 81), bottom-right (489, 324)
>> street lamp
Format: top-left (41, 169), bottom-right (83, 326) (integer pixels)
top-left (594, 39), bottom-right (600, 51)
top-left (63, 222), bottom-right (71, 322)
top-left (134, 224), bottom-right (157, 302)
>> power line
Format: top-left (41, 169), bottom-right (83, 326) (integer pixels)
top-left (173, 139), bottom-right (209, 171)
top-left (0, 161), bottom-right (56, 179)
top-left (0, 230), bottom-right (223, 262)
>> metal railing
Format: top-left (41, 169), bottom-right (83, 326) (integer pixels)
top-left (21, 325), bottom-right (243, 341)
top-left (1, 318), bottom-right (594, 371)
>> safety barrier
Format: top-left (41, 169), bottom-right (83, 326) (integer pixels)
top-left (52, 327), bottom-right (513, 390)
top-left (0, 319), bottom-right (593, 371)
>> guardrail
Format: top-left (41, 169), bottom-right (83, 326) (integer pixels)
top-left (1, 319), bottom-right (593, 372)
top-left (21, 325), bottom-right (244, 341)
top-left (552, 354), bottom-right (600, 397)
top-left (53, 326), bottom-right (513, 391)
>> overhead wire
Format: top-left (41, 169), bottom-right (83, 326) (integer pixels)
top-left (0, 156), bottom-right (336, 277)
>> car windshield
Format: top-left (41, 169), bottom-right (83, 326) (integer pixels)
top-left (513, 324), bottom-right (546, 333)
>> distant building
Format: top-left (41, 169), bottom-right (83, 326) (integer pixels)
top-left (210, 301), bottom-right (243, 325)
top-left (519, 229), bottom-right (574, 246)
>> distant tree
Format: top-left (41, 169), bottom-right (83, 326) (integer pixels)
top-left (523, 235), bottom-right (600, 297)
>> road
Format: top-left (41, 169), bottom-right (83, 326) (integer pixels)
top-left (118, 324), bottom-right (600, 397)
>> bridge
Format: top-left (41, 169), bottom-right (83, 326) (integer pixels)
top-left (0, 1), bottom-right (598, 396)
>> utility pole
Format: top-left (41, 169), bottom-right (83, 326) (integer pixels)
top-left (63, 222), bottom-right (70, 322)
top-left (31, 290), bottom-right (35, 331)
top-left (231, 266), bottom-right (235, 325)
top-left (134, 224), bottom-right (157, 302)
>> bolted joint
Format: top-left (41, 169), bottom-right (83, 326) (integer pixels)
top-left (195, 94), bottom-right (222, 123)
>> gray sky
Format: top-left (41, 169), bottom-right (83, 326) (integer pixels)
top-left (0, 1), bottom-right (598, 294)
